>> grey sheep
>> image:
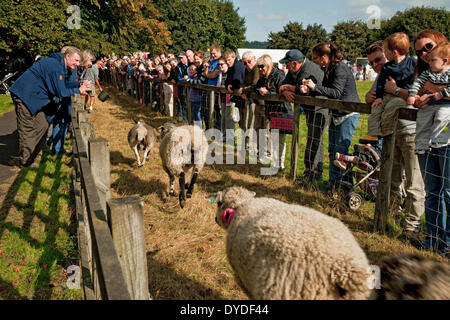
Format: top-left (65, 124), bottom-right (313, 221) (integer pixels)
top-left (375, 253), bottom-right (450, 300)
top-left (210, 186), bottom-right (373, 300)
top-left (159, 122), bottom-right (209, 208)
top-left (127, 120), bottom-right (156, 167)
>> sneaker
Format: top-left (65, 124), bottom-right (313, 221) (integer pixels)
top-left (333, 159), bottom-right (347, 170)
top-left (356, 161), bottom-right (374, 172)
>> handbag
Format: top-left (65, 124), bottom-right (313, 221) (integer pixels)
top-left (269, 112), bottom-right (293, 134)
top-left (98, 90), bottom-right (110, 102)
top-left (231, 103), bottom-right (240, 123)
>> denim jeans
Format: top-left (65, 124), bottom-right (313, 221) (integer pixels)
top-left (328, 113), bottom-right (360, 186)
top-left (192, 101), bottom-right (202, 127)
top-left (418, 146), bottom-right (450, 254)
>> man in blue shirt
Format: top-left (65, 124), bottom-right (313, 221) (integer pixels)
top-left (9, 47), bottom-right (90, 167)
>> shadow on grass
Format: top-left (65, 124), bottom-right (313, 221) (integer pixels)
top-left (147, 254), bottom-right (226, 300)
top-left (0, 151), bottom-right (78, 299)
top-left (111, 168), bottom-right (166, 200)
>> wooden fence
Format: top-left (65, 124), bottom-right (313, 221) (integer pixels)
top-left (100, 70), bottom-right (418, 234)
top-left (71, 98), bottom-right (150, 300)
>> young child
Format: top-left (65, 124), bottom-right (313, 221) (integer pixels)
top-left (367, 32), bottom-right (416, 137)
top-left (83, 59), bottom-right (104, 113)
top-left (407, 42), bottom-right (450, 153)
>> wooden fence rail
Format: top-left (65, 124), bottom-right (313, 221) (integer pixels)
top-left (100, 70), bottom-right (418, 235)
top-left (71, 99), bottom-right (149, 300)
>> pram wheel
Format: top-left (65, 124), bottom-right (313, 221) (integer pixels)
top-left (347, 192), bottom-right (363, 211)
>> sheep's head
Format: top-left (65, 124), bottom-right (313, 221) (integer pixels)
top-left (207, 187), bottom-right (256, 229)
top-left (157, 122), bottom-right (176, 138)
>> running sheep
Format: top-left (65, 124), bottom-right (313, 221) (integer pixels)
top-left (159, 122), bottom-right (209, 208)
top-left (209, 186), bottom-right (373, 300)
top-left (127, 120), bottom-right (156, 167)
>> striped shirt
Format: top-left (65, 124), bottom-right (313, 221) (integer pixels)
top-left (409, 68), bottom-right (450, 98)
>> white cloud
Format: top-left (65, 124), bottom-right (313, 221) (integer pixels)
top-left (255, 13), bottom-right (290, 20)
top-left (255, 0), bottom-right (266, 8)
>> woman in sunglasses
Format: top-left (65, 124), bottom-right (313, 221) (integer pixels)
top-left (412, 30), bottom-right (450, 257)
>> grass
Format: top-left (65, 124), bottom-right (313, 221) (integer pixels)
top-left (0, 145), bottom-right (82, 300)
top-left (83, 82), bottom-right (447, 300)
top-left (0, 95), bottom-right (14, 116)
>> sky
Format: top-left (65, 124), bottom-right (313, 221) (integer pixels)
top-left (230, 0), bottom-right (450, 42)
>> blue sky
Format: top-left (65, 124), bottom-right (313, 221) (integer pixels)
top-left (230, 0), bottom-right (450, 42)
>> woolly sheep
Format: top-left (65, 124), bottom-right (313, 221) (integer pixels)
top-left (159, 122), bottom-right (209, 208)
top-left (375, 253), bottom-right (450, 300)
top-left (127, 120), bottom-right (156, 167)
top-left (209, 186), bottom-right (373, 300)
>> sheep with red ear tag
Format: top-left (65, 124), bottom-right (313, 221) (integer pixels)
top-left (208, 186), bottom-right (372, 300)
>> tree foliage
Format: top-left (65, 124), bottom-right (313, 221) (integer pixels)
top-left (154, 0), bottom-right (246, 54)
top-left (0, 0), bottom-right (171, 60)
top-left (330, 20), bottom-right (370, 62)
top-left (267, 22), bottom-right (328, 59)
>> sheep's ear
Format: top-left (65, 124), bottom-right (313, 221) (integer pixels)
top-left (157, 125), bottom-right (164, 133)
top-left (133, 119), bottom-right (139, 124)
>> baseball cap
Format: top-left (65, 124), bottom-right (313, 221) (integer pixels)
top-left (179, 52), bottom-right (186, 57)
top-left (279, 49), bottom-right (305, 64)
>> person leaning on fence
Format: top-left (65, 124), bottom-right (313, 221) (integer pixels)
top-left (279, 49), bottom-right (329, 183)
top-left (301, 43), bottom-right (360, 194)
top-left (412, 30), bottom-right (450, 256)
top-left (176, 52), bottom-right (189, 122)
top-left (9, 46), bottom-right (91, 168)
top-left (239, 51), bottom-right (263, 155)
top-left (365, 40), bottom-right (425, 237)
top-left (255, 54), bottom-right (292, 173)
top-left (224, 49), bottom-right (246, 136)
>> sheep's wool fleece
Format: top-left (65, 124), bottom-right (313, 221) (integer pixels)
top-left (226, 197), bottom-right (372, 300)
top-left (159, 125), bottom-right (208, 174)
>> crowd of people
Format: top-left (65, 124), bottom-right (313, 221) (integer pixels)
top-left (7, 28), bottom-right (449, 257)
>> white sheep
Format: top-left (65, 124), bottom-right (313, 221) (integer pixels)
top-left (159, 122), bottom-right (209, 208)
top-left (127, 120), bottom-right (156, 167)
top-left (209, 186), bottom-right (373, 300)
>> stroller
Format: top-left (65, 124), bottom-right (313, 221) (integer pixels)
top-left (0, 72), bottom-right (18, 95)
top-left (333, 138), bottom-right (382, 211)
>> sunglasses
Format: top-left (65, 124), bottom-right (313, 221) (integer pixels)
top-left (416, 42), bottom-right (435, 57)
top-left (257, 64), bottom-right (266, 69)
top-left (368, 57), bottom-right (382, 67)
top-left (218, 63), bottom-right (226, 66)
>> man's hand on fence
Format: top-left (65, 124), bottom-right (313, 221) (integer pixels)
top-left (365, 88), bottom-right (376, 103)
top-left (79, 81), bottom-right (91, 95)
top-left (281, 89), bottom-right (296, 103)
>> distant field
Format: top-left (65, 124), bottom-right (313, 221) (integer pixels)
top-left (0, 95), bottom-right (14, 116)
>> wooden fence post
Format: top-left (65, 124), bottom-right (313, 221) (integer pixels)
top-left (374, 113), bottom-right (398, 233)
top-left (107, 196), bottom-right (149, 300)
top-left (79, 121), bottom-right (94, 159)
top-left (159, 82), bottom-right (164, 114)
top-left (290, 104), bottom-right (300, 180)
top-left (89, 138), bottom-right (111, 216)
top-left (186, 85), bottom-right (192, 124)
top-left (209, 90), bottom-right (215, 130)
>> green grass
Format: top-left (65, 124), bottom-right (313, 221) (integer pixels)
top-left (0, 95), bottom-right (14, 116)
top-left (0, 144), bottom-right (82, 300)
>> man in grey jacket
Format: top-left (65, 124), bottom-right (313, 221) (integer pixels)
top-left (279, 49), bottom-right (329, 182)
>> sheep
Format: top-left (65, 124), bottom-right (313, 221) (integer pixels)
top-left (159, 122), bottom-right (209, 208)
top-left (375, 253), bottom-right (450, 300)
top-left (127, 120), bottom-right (156, 167)
top-left (209, 186), bottom-right (373, 300)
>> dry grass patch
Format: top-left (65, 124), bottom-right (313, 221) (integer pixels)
top-left (84, 84), bottom-right (448, 300)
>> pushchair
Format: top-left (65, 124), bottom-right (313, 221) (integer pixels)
top-left (333, 138), bottom-right (382, 211)
top-left (0, 71), bottom-right (18, 95)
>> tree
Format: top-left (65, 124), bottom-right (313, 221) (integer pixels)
top-left (330, 20), bottom-right (370, 62)
top-left (244, 41), bottom-right (269, 49)
top-left (368, 7), bottom-right (450, 55)
top-left (267, 22), bottom-right (328, 59)
top-left (155, 0), bottom-right (246, 53)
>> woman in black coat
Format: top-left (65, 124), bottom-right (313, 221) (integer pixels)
top-left (255, 54), bottom-right (292, 173)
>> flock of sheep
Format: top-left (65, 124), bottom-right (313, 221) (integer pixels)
top-left (127, 120), bottom-right (450, 300)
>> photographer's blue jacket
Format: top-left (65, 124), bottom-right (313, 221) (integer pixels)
top-left (10, 53), bottom-right (80, 115)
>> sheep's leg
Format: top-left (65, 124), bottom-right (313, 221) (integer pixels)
top-left (169, 175), bottom-right (175, 197)
top-left (179, 171), bottom-right (186, 208)
top-left (186, 168), bottom-right (199, 198)
top-left (133, 145), bottom-right (142, 167)
top-left (141, 146), bottom-right (150, 166)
